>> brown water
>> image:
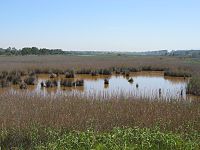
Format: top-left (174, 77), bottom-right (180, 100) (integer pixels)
top-left (0, 71), bottom-right (199, 101)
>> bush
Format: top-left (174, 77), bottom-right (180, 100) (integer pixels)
top-left (19, 82), bottom-right (27, 89)
top-left (24, 76), bottom-right (36, 85)
top-left (65, 71), bottom-right (75, 78)
top-left (187, 76), bottom-right (200, 96)
top-left (60, 79), bottom-right (75, 87)
top-left (49, 73), bottom-right (57, 78)
top-left (11, 75), bottom-right (21, 85)
top-left (45, 80), bottom-right (58, 88)
top-left (76, 80), bottom-right (84, 86)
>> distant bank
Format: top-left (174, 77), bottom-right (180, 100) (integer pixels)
top-left (0, 47), bottom-right (200, 57)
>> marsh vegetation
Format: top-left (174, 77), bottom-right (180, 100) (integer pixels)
top-left (0, 55), bottom-right (200, 149)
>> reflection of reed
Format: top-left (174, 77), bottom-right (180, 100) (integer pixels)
top-left (104, 84), bottom-right (109, 89)
top-left (77, 74), bottom-right (112, 80)
top-left (1, 73), bottom-right (199, 101)
top-left (62, 86), bottom-right (84, 92)
top-left (131, 71), bottom-right (164, 77)
top-left (164, 76), bottom-right (188, 84)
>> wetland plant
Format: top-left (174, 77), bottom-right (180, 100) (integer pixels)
top-left (45, 80), bottom-right (58, 88)
top-left (164, 71), bottom-right (191, 77)
top-left (19, 82), bottom-right (27, 89)
top-left (99, 69), bottom-right (112, 75)
top-left (0, 79), bottom-right (9, 88)
top-left (91, 71), bottom-right (98, 76)
top-left (24, 76), bottom-right (36, 85)
top-left (11, 75), bottom-right (22, 85)
top-left (136, 83), bottom-right (139, 88)
top-left (104, 78), bottom-right (109, 85)
top-left (65, 71), bottom-right (75, 78)
top-left (76, 79), bottom-right (84, 86)
top-left (128, 78), bottom-right (134, 83)
top-left (49, 73), bottom-right (57, 78)
top-left (76, 69), bottom-right (92, 74)
top-left (60, 79), bottom-right (75, 87)
top-left (115, 70), bottom-right (121, 74)
top-left (41, 81), bottom-right (45, 87)
top-left (186, 76), bottom-right (200, 96)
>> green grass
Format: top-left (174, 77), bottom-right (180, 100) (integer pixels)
top-left (1, 126), bottom-right (199, 150)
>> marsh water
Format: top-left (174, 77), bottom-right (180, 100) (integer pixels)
top-left (0, 71), bottom-right (198, 101)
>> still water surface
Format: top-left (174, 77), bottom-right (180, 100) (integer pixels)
top-left (0, 71), bottom-right (198, 101)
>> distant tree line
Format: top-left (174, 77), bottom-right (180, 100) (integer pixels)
top-left (0, 47), bottom-right (66, 55)
top-left (0, 47), bottom-right (200, 57)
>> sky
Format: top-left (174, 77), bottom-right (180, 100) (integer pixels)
top-left (0, 0), bottom-right (200, 51)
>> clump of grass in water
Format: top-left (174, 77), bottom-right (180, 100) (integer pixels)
top-left (187, 76), bottom-right (200, 96)
top-left (24, 76), bottom-right (36, 85)
top-left (164, 71), bottom-right (191, 77)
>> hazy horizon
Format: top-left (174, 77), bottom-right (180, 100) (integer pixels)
top-left (1, 0), bottom-right (200, 51)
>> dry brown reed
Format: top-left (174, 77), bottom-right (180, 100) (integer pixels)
top-left (0, 92), bottom-right (199, 133)
top-left (0, 55), bottom-right (199, 75)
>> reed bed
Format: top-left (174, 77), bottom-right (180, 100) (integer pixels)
top-left (0, 55), bottom-right (199, 75)
top-left (0, 92), bottom-right (199, 132)
top-left (187, 76), bottom-right (200, 96)
top-left (0, 92), bottom-right (199, 149)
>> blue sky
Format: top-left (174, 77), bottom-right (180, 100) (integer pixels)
top-left (0, 0), bottom-right (200, 51)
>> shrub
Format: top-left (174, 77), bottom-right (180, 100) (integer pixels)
top-left (45, 80), bottom-right (52, 88)
top-left (128, 78), bottom-right (134, 83)
top-left (60, 79), bottom-right (75, 87)
top-left (104, 78), bottom-right (109, 84)
top-left (76, 79), bottom-right (84, 86)
top-left (186, 76), bottom-right (200, 96)
top-left (24, 76), bottom-right (36, 85)
top-left (45, 80), bottom-right (58, 88)
top-left (19, 82), bottom-right (27, 89)
top-left (49, 73), bottom-right (57, 78)
top-left (5, 74), bottom-right (21, 85)
top-left (65, 71), bottom-right (75, 78)
top-left (11, 75), bottom-right (21, 85)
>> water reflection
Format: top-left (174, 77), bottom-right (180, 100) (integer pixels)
top-left (0, 71), bottom-right (199, 101)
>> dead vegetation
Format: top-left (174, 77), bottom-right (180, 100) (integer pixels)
top-left (0, 92), bottom-right (199, 132)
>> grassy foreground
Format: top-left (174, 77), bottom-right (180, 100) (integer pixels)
top-left (1, 126), bottom-right (199, 150)
top-left (0, 92), bottom-right (200, 149)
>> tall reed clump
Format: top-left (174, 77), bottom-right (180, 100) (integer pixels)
top-left (187, 76), bottom-right (200, 96)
